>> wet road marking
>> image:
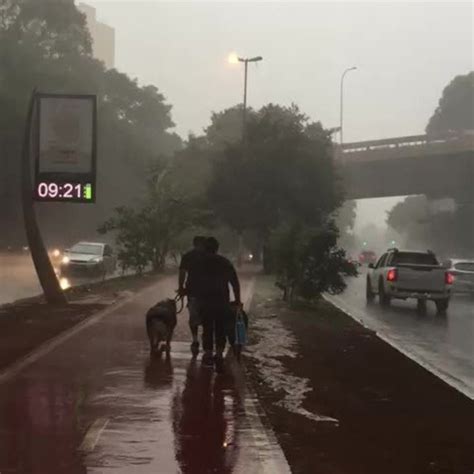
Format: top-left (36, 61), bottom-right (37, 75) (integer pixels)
top-left (325, 293), bottom-right (474, 400)
top-left (79, 417), bottom-right (110, 453)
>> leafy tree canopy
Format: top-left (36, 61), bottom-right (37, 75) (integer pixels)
top-left (387, 72), bottom-right (474, 257)
top-left (0, 0), bottom-right (181, 247)
top-left (208, 103), bottom-right (341, 237)
top-left (426, 71), bottom-right (474, 135)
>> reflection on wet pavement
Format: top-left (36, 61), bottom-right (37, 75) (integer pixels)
top-left (0, 275), bottom-right (291, 473)
top-left (83, 342), bottom-right (288, 474)
top-left (172, 356), bottom-right (241, 474)
top-left (60, 277), bottom-right (71, 290)
top-left (248, 299), bottom-right (339, 424)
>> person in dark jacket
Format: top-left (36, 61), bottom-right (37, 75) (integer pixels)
top-left (195, 237), bottom-right (241, 372)
top-left (178, 236), bottom-right (206, 356)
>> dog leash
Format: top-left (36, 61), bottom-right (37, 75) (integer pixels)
top-left (174, 294), bottom-right (185, 314)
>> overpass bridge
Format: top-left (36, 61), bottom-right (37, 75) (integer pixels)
top-left (335, 132), bottom-right (474, 200)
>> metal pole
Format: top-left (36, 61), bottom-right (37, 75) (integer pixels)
top-left (21, 91), bottom-right (68, 305)
top-left (242, 59), bottom-right (248, 142)
top-left (235, 55), bottom-right (262, 266)
top-left (237, 60), bottom-right (248, 267)
top-left (340, 73), bottom-right (345, 145)
top-left (340, 67), bottom-right (356, 145)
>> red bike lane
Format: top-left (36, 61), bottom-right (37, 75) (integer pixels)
top-left (0, 274), bottom-right (290, 474)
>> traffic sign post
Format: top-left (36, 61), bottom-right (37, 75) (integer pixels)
top-left (21, 91), bottom-right (98, 305)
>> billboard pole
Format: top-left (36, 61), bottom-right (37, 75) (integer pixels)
top-left (21, 90), bottom-right (68, 306)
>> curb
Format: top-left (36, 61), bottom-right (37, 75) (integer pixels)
top-left (324, 293), bottom-right (474, 401)
top-left (242, 277), bottom-right (292, 474)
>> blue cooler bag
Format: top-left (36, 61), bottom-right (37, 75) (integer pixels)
top-left (235, 309), bottom-right (248, 346)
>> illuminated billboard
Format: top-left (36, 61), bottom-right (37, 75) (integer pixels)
top-left (33, 94), bottom-right (97, 203)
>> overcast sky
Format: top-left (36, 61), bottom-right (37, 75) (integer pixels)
top-left (86, 0), bottom-right (473, 233)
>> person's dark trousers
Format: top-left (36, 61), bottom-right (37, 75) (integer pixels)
top-left (226, 309), bottom-right (236, 347)
top-left (201, 302), bottom-right (228, 353)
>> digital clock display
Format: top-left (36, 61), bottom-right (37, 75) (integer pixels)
top-left (35, 182), bottom-right (94, 202)
top-left (33, 94), bottom-right (97, 204)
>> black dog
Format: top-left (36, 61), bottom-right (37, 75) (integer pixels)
top-left (146, 299), bottom-right (177, 355)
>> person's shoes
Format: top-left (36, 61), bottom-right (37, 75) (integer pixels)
top-left (202, 352), bottom-right (214, 368)
top-left (190, 341), bottom-right (200, 357)
top-left (214, 355), bottom-right (225, 374)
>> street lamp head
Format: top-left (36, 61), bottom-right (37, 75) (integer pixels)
top-left (343, 66), bottom-right (357, 75)
top-left (340, 66), bottom-right (358, 145)
top-left (228, 52), bottom-right (239, 65)
top-left (234, 56), bottom-right (263, 64)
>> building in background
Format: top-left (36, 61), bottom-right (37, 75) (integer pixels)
top-left (78, 3), bottom-right (115, 69)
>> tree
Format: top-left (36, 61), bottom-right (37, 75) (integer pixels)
top-left (205, 105), bottom-right (255, 149)
top-left (271, 220), bottom-right (357, 302)
top-left (208, 104), bottom-right (342, 266)
top-left (333, 200), bottom-right (358, 251)
top-left (387, 196), bottom-right (429, 233)
top-left (334, 200), bottom-right (357, 235)
top-left (98, 206), bottom-right (151, 274)
top-left (387, 72), bottom-right (474, 256)
top-left (426, 72), bottom-right (474, 135)
top-left (0, 0), bottom-right (182, 248)
top-left (207, 103), bottom-right (354, 298)
top-left (99, 165), bottom-right (211, 273)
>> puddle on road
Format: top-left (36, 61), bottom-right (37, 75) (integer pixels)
top-left (247, 302), bottom-right (338, 424)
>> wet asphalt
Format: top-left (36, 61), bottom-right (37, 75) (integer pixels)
top-left (0, 253), bottom-right (124, 305)
top-left (0, 274), bottom-right (290, 474)
top-left (327, 269), bottom-right (474, 398)
top-left (0, 254), bottom-right (42, 305)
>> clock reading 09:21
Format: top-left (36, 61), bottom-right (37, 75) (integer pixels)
top-left (36, 182), bottom-right (93, 201)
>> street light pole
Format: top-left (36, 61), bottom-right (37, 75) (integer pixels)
top-left (228, 54), bottom-right (262, 266)
top-left (242, 59), bottom-right (248, 141)
top-left (238, 56), bottom-right (262, 142)
top-left (339, 66), bottom-right (357, 145)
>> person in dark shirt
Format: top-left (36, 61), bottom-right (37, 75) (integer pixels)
top-left (178, 236), bottom-right (206, 356)
top-left (196, 237), bottom-right (241, 372)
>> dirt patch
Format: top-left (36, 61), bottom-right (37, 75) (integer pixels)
top-left (245, 275), bottom-right (474, 474)
top-left (0, 273), bottom-right (161, 372)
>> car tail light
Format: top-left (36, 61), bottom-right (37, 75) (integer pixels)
top-left (387, 268), bottom-right (398, 282)
top-left (445, 272), bottom-right (454, 285)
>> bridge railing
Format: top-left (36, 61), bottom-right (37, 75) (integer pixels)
top-left (336, 131), bottom-right (474, 163)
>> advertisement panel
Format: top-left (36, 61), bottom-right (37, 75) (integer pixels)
top-left (34, 94), bottom-right (97, 203)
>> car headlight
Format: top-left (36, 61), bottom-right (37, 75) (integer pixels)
top-left (62, 256), bottom-right (70, 264)
top-left (92, 257), bottom-right (102, 263)
top-left (52, 249), bottom-right (61, 258)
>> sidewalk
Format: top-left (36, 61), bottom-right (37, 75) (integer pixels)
top-left (0, 272), bottom-right (290, 474)
top-left (0, 272), bottom-right (161, 372)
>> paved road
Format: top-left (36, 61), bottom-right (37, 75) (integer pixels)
top-left (0, 253), bottom-right (121, 306)
top-left (327, 270), bottom-right (474, 399)
top-left (0, 254), bottom-right (42, 305)
top-left (0, 274), bottom-right (290, 474)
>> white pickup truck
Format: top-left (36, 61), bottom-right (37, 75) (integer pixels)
top-left (366, 249), bottom-right (453, 314)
